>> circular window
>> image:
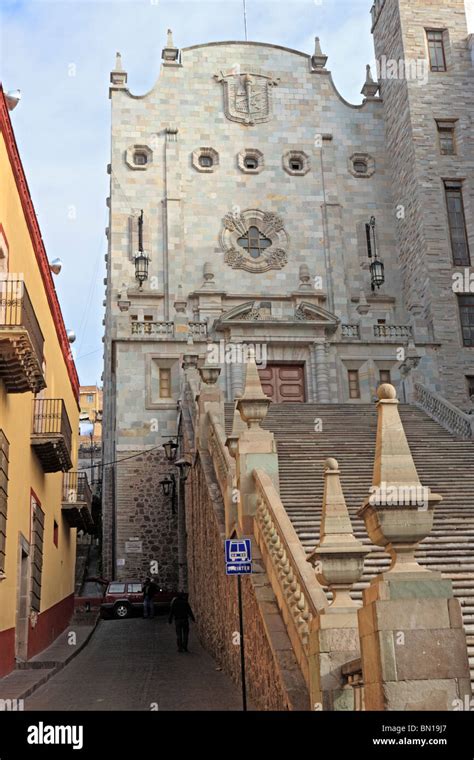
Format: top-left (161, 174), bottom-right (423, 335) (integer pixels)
top-left (237, 225), bottom-right (272, 260)
top-left (199, 155), bottom-right (213, 168)
top-left (244, 156), bottom-right (258, 170)
top-left (133, 152), bottom-right (148, 166)
top-left (290, 158), bottom-right (303, 172)
top-left (353, 160), bottom-right (367, 174)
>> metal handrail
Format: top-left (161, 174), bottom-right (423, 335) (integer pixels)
top-left (0, 279), bottom-right (45, 363)
top-left (32, 398), bottom-right (72, 455)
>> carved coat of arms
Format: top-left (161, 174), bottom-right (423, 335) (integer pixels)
top-left (214, 70), bottom-right (278, 125)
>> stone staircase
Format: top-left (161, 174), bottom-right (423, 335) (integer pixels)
top-left (224, 402), bottom-right (474, 686)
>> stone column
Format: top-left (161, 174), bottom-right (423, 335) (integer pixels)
top-left (357, 383), bottom-right (472, 710)
top-left (307, 458), bottom-right (368, 710)
top-left (313, 339), bottom-right (330, 403)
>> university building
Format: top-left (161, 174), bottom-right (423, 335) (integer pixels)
top-left (102, 0), bottom-right (474, 709)
top-left (0, 87), bottom-right (92, 677)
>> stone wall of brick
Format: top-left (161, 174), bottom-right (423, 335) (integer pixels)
top-left (114, 449), bottom-right (179, 588)
top-left (184, 447), bottom-right (309, 710)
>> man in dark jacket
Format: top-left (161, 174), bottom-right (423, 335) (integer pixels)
top-left (142, 577), bottom-right (159, 619)
top-left (168, 592), bottom-right (195, 652)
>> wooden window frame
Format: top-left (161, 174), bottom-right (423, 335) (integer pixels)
top-left (458, 295), bottom-right (474, 347)
top-left (444, 181), bottom-right (470, 266)
top-left (426, 29), bottom-right (447, 72)
top-left (348, 369), bottom-right (361, 399)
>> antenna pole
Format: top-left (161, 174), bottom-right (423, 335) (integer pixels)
top-left (243, 0), bottom-right (248, 41)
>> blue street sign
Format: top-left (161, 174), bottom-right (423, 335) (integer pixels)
top-left (225, 539), bottom-right (252, 575)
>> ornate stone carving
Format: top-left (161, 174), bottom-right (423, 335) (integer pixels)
top-left (219, 208), bottom-right (289, 273)
top-left (214, 70), bottom-right (278, 125)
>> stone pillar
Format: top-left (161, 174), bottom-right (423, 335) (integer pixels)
top-left (224, 400), bottom-right (246, 536)
top-left (313, 339), bottom-right (330, 403)
top-left (196, 364), bottom-right (224, 451)
top-left (235, 356), bottom-right (279, 535)
top-left (358, 383), bottom-right (472, 710)
top-left (307, 458), bottom-right (368, 710)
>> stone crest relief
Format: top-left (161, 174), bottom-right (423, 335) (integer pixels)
top-left (214, 70), bottom-right (278, 125)
top-left (219, 209), bottom-right (289, 273)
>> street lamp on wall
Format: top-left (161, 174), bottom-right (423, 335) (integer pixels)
top-left (163, 439), bottom-right (179, 463)
top-left (366, 215), bottom-right (385, 291)
top-left (134, 210), bottom-right (149, 290)
top-left (160, 473), bottom-right (177, 513)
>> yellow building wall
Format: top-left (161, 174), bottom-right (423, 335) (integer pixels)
top-left (0, 125), bottom-right (79, 650)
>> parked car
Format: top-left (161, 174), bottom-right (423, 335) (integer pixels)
top-left (100, 580), bottom-right (176, 619)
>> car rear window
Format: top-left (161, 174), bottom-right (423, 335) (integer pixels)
top-left (108, 583), bottom-right (126, 594)
top-left (128, 583), bottom-right (142, 593)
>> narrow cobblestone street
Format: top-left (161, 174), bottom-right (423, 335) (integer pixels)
top-left (25, 617), bottom-right (244, 711)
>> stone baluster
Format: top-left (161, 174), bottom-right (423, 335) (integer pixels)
top-left (357, 383), bottom-right (471, 710)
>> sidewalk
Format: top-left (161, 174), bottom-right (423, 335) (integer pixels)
top-left (0, 611), bottom-right (99, 703)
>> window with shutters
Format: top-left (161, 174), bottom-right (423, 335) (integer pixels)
top-left (0, 431), bottom-right (9, 577)
top-left (30, 494), bottom-right (45, 612)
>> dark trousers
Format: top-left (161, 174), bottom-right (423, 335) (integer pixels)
top-left (175, 620), bottom-right (189, 651)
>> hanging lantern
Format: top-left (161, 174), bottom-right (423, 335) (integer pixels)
top-left (134, 209), bottom-right (149, 289)
top-left (370, 258), bottom-right (385, 290)
top-left (366, 215), bottom-right (385, 291)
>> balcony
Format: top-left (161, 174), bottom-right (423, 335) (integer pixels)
top-left (62, 472), bottom-right (94, 532)
top-left (131, 320), bottom-right (174, 338)
top-left (31, 399), bottom-right (72, 473)
top-left (373, 324), bottom-right (412, 340)
top-left (0, 279), bottom-right (45, 393)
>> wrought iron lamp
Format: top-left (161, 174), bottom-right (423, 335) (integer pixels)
top-left (366, 215), bottom-right (385, 291)
top-left (134, 210), bottom-right (149, 290)
top-left (163, 439), bottom-right (179, 463)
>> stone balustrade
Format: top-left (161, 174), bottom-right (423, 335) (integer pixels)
top-left (414, 382), bottom-right (474, 439)
top-left (254, 468), bottom-right (328, 692)
top-left (373, 324), bottom-right (412, 339)
top-left (188, 321), bottom-right (208, 339)
top-left (129, 319), bottom-right (207, 340)
top-left (341, 324), bottom-right (360, 339)
top-left (206, 411), bottom-right (235, 530)
top-left (130, 320), bottom-right (174, 337)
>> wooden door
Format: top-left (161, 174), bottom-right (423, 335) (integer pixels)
top-left (258, 364), bottom-right (305, 402)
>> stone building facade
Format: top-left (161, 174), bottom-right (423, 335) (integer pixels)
top-left (102, 0), bottom-right (473, 582)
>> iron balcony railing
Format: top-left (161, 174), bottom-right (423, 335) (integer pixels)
top-left (0, 279), bottom-right (45, 365)
top-left (62, 472), bottom-right (92, 506)
top-left (32, 398), bottom-right (72, 456)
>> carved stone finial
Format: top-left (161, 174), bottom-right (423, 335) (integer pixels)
top-left (298, 263), bottom-right (314, 292)
top-left (361, 64), bottom-right (379, 98)
top-left (308, 458), bottom-right (367, 611)
top-left (110, 51), bottom-right (127, 88)
top-left (237, 351), bottom-right (271, 429)
top-left (358, 384), bottom-right (442, 574)
top-left (162, 28), bottom-right (179, 63)
top-left (201, 261), bottom-right (216, 290)
top-left (311, 36), bottom-right (328, 70)
top-left (173, 284), bottom-right (187, 314)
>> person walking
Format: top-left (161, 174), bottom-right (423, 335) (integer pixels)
top-left (142, 576), bottom-right (158, 619)
top-left (168, 592), bottom-right (195, 652)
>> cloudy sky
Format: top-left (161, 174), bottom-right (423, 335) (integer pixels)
top-left (1, 0), bottom-right (473, 385)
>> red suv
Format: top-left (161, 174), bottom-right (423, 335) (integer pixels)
top-left (100, 580), bottom-right (175, 619)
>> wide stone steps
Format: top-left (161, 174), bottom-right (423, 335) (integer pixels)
top-left (224, 401), bottom-right (474, 683)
